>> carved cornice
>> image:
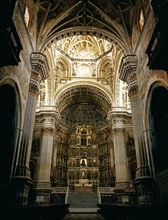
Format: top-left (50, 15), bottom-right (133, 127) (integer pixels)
top-left (108, 107), bottom-right (132, 123)
top-left (119, 54), bottom-right (139, 97)
top-left (119, 54), bottom-right (137, 83)
top-left (31, 52), bottom-right (49, 81)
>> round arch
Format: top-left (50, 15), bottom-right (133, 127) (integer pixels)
top-left (56, 84), bottom-right (112, 130)
top-left (0, 77), bottom-right (22, 192)
top-left (55, 80), bottom-right (113, 105)
top-left (144, 78), bottom-right (168, 176)
top-left (0, 81), bottom-right (22, 185)
top-left (40, 27), bottom-right (129, 55)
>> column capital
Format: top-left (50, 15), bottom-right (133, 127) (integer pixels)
top-left (31, 52), bottom-right (49, 81)
top-left (108, 107), bottom-right (132, 124)
top-left (41, 112), bottom-right (57, 133)
top-left (112, 128), bottom-right (125, 136)
top-left (111, 115), bottom-right (125, 135)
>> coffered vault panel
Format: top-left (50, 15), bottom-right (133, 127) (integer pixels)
top-left (57, 85), bottom-right (111, 129)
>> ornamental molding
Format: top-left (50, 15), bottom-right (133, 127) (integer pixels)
top-left (107, 107), bottom-right (132, 121)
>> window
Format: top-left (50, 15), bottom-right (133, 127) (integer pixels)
top-left (139, 9), bottom-right (144, 30)
top-left (24, 6), bottom-right (30, 27)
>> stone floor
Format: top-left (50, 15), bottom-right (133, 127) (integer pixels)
top-left (62, 213), bottom-right (106, 220)
top-left (61, 207), bottom-right (107, 220)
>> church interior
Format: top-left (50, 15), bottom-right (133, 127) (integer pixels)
top-left (0, 0), bottom-right (168, 219)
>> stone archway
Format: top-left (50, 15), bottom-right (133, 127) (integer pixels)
top-left (0, 84), bottom-right (17, 182)
top-left (0, 84), bottom-right (18, 204)
top-left (149, 86), bottom-right (168, 204)
top-left (149, 86), bottom-right (168, 173)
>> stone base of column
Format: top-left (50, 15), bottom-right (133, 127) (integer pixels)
top-left (34, 188), bottom-right (52, 204)
top-left (114, 181), bottom-right (135, 191)
top-left (34, 182), bottom-right (52, 204)
top-left (133, 176), bottom-right (156, 205)
top-left (10, 176), bottom-right (33, 206)
top-left (113, 181), bottom-right (136, 204)
top-left (136, 166), bottom-right (151, 178)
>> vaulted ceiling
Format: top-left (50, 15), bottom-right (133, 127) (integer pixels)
top-left (26, 0), bottom-right (143, 130)
top-left (25, 0), bottom-right (141, 51)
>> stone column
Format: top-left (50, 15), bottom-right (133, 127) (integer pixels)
top-left (119, 54), bottom-right (156, 204)
top-left (35, 112), bottom-right (56, 203)
top-left (13, 52), bottom-right (49, 205)
top-left (111, 112), bottom-right (130, 190)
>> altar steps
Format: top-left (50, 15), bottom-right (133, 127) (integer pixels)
top-left (68, 192), bottom-right (98, 208)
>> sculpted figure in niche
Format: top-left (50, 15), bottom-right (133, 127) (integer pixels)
top-left (69, 135), bottom-right (76, 145)
top-left (92, 133), bottom-right (96, 144)
top-left (77, 136), bottom-right (80, 145)
top-left (87, 137), bottom-right (91, 145)
top-left (82, 170), bottom-right (85, 179)
top-left (80, 158), bottom-right (87, 166)
top-left (61, 133), bottom-right (67, 144)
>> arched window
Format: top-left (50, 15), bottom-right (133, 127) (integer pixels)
top-left (139, 9), bottom-right (145, 30)
top-left (24, 6), bottom-right (30, 27)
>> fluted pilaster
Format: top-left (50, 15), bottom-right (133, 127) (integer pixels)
top-left (119, 54), bottom-right (155, 204)
top-left (35, 111), bottom-right (56, 203)
top-left (13, 52), bottom-right (49, 205)
top-left (109, 109), bottom-right (131, 189)
top-left (119, 55), bottom-right (145, 177)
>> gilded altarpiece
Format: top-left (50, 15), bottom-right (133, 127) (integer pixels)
top-left (55, 143), bottom-right (68, 187)
top-left (98, 132), bottom-right (111, 186)
top-left (68, 125), bottom-right (99, 191)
